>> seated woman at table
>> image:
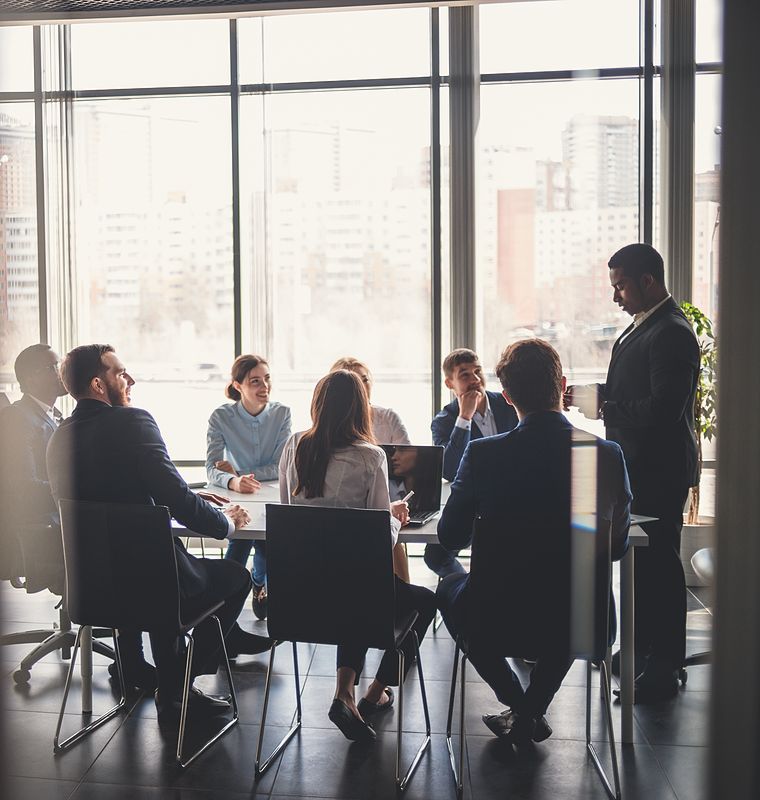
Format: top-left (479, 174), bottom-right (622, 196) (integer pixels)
top-left (206, 354), bottom-right (292, 620)
top-left (279, 370), bottom-right (436, 742)
top-left (331, 356), bottom-right (412, 581)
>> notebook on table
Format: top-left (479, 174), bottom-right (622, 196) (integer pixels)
top-left (379, 444), bottom-right (444, 526)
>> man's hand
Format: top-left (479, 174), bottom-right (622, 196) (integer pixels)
top-left (215, 460), bottom-right (238, 476)
top-left (223, 503), bottom-right (251, 530)
top-left (457, 389), bottom-right (483, 421)
top-left (390, 500), bottom-right (410, 527)
top-left (230, 474), bottom-right (261, 494)
top-left (198, 490), bottom-right (231, 506)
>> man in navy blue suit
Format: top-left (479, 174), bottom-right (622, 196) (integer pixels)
top-left (437, 340), bottom-right (631, 744)
top-left (427, 348), bottom-right (518, 577)
top-left (47, 344), bottom-right (272, 722)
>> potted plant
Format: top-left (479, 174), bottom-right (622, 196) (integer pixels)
top-left (679, 301), bottom-right (717, 586)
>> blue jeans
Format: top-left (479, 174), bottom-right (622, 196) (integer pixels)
top-left (224, 539), bottom-right (267, 587)
top-left (423, 542), bottom-right (467, 579)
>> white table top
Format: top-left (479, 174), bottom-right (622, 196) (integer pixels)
top-left (176, 481), bottom-right (649, 547)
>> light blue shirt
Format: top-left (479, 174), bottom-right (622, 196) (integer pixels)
top-left (206, 400), bottom-right (292, 488)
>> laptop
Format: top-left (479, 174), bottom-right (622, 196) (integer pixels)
top-left (379, 444), bottom-right (444, 526)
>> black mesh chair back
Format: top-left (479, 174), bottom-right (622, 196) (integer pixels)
top-left (59, 499), bottom-right (180, 632)
top-left (266, 504), bottom-right (396, 649)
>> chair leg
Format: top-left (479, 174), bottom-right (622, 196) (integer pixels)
top-left (53, 627), bottom-right (127, 753)
top-left (586, 659), bottom-right (622, 800)
top-left (255, 641), bottom-right (302, 777)
top-left (12, 629), bottom-right (78, 684)
top-left (177, 615), bottom-right (240, 768)
top-left (433, 577), bottom-right (444, 633)
top-left (445, 642), bottom-right (466, 797)
top-left (396, 631), bottom-right (432, 792)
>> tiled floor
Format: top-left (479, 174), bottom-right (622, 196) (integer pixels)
top-left (0, 561), bottom-right (711, 799)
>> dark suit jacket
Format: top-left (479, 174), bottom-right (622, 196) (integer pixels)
top-left (437, 411), bottom-right (632, 625)
top-left (46, 399), bottom-right (230, 601)
top-left (601, 297), bottom-right (699, 492)
top-left (431, 390), bottom-right (519, 481)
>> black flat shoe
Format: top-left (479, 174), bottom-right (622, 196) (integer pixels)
top-left (357, 687), bottom-right (394, 718)
top-left (328, 699), bottom-right (376, 742)
top-left (108, 660), bottom-right (157, 692)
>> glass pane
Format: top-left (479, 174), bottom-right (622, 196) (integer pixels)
top-left (0, 26), bottom-right (34, 93)
top-left (71, 97), bottom-right (233, 459)
top-left (477, 80), bottom-right (640, 434)
top-left (480, 0), bottom-right (640, 74)
top-left (238, 8), bottom-right (429, 84)
top-left (0, 102), bottom-right (39, 399)
top-left (693, 74), bottom-right (721, 324)
top-left (70, 19), bottom-right (230, 90)
top-left (240, 88), bottom-right (432, 442)
top-left (696, 0), bottom-right (723, 63)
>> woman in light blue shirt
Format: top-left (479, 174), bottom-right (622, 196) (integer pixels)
top-left (206, 354), bottom-right (292, 620)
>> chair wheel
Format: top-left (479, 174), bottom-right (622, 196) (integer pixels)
top-left (13, 669), bottom-right (31, 684)
top-left (678, 668), bottom-right (687, 685)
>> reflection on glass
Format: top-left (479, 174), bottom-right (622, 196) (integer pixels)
top-left (0, 103), bottom-right (38, 386)
top-left (476, 80), bottom-right (638, 406)
top-left (239, 89), bottom-right (432, 440)
top-left (238, 8), bottom-right (429, 84)
top-left (71, 97), bottom-right (233, 457)
top-left (70, 19), bottom-right (230, 90)
top-left (479, 0), bottom-right (639, 74)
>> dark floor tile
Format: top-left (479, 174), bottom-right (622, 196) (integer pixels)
top-left (633, 690), bottom-right (709, 746)
top-left (466, 735), bottom-right (677, 800)
top-left (652, 744), bottom-right (709, 800)
top-left (3, 775), bottom-right (78, 800)
top-left (70, 781), bottom-right (264, 799)
top-left (81, 715), bottom-right (279, 794)
top-left (3, 708), bottom-right (120, 782)
top-left (269, 728), bottom-right (460, 800)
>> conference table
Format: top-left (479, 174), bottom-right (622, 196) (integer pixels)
top-left (177, 480), bottom-right (648, 745)
top-left (75, 481), bottom-right (646, 745)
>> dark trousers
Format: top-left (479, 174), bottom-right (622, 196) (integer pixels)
top-left (337, 577), bottom-right (436, 687)
top-left (149, 558), bottom-right (252, 697)
top-left (632, 480), bottom-right (689, 670)
top-left (437, 574), bottom-right (573, 718)
top-left (423, 542), bottom-right (467, 578)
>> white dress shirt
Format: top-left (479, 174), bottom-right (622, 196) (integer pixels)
top-left (278, 432), bottom-right (401, 544)
top-left (618, 294), bottom-right (672, 344)
top-left (454, 394), bottom-right (498, 438)
top-left (371, 405), bottom-right (411, 445)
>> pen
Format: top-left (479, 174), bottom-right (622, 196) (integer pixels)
top-left (401, 490), bottom-right (415, 503)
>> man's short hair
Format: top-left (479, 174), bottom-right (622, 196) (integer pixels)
top-left (608, 243), bottom-right (665, 285)
top-left (14, 344), bottom-right (53, 393)
top-left (495, 339), bottom-right (563, 413)
top-left (442, 348), bottom-right (480, 378)
top-left (61, 344), bottom-right (114, 400)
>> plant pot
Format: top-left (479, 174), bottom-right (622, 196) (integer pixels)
top-left (680, 516), bottom-right (715, 587)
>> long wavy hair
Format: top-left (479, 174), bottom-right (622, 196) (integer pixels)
top-left (294, 370), bottom-right (375, 499)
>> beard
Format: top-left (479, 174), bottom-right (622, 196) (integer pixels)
top-left (105, 382), bottom-right (130, 407)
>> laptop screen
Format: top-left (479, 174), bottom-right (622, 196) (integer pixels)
top-left (379, 445), bottom-right (443, 516)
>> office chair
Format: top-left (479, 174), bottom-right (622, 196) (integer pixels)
top-left (444, 514), bottom-right (622, 800)
top-left (256, 504), bottom-right (432, 793)
top-left (679, 547), bottom-right (714, 684)
top-left (0, 522), bottom-right (115, 683)
top-left (55, 500), bottom-right (238, 767)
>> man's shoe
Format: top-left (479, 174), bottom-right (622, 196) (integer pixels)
top-left (226, 625), bottom-right (274, 659)
top-left (482, 709), bottom-right (535, 744)
top-left (252, 582), bottom-right (268, 620)
top-left (108, 660), bottom-right (157, 692)
top-left (357, 687), bottom-right (394, 718)
top-left (532, 715), bottom-right (553, 743)
top-left (155, 686), bottom-right (231, 723)
top-left (613, 669), bottom-right (679, 704)
top-left (328, 699), bottom-right (376, 742)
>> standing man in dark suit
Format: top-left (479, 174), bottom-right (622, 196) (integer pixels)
top-left (427, 348), bottom-right (518, 578)
top-left (437, 339), bottom-right (631, 743)
top-left (567, 243), bottom-right (699, 702)
top-left (0, 345), bottom-right (68, 589)
top-left (47, 344), bottom-right (273, 722)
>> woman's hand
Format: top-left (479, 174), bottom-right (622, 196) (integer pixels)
top-left (390, 500), bottom-right (410, 527)
top-left (229, 473), bottom-right (262, 494)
